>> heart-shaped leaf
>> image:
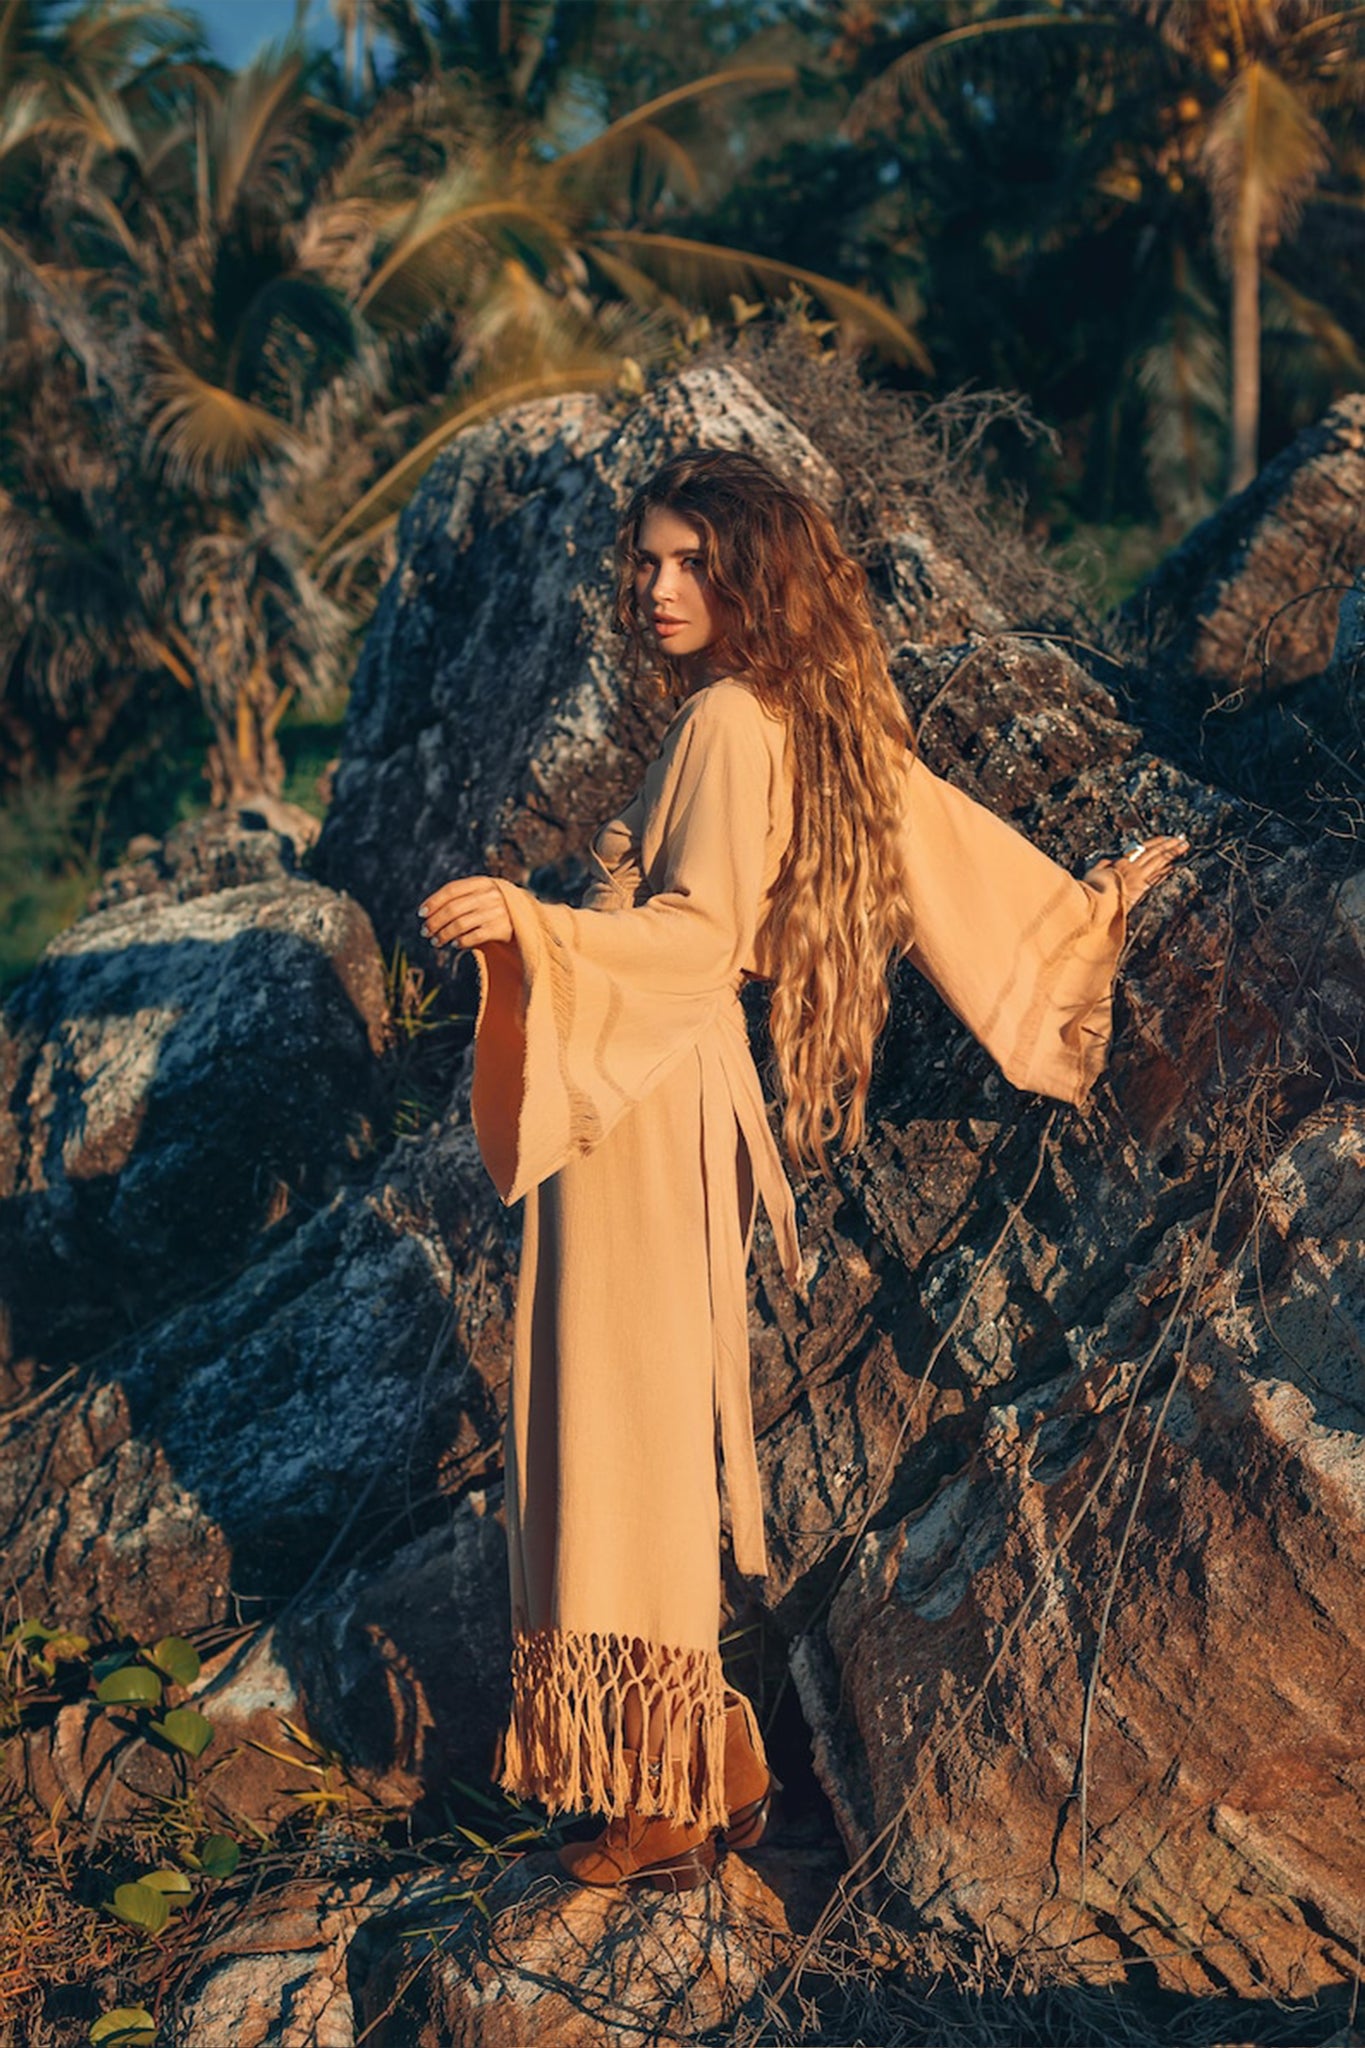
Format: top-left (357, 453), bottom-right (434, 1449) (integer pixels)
top-left (89, 2006), bottom-right (156, 2045)
top-left (196, 1833), bottom-right (240, 1878)
top-left (108, 1881), bottom-right (169, 1933)
top-left (91, 1650), bottom-right (136, 1682)
top-left (147, 1636), bottom-right (200, 1687)
top-left (148, 1707), bottom-right (214, 1758)
top-left (96, 1667), bottom-right (162, 1707)
top-left (139, 1868), bottom-right (193, 1904)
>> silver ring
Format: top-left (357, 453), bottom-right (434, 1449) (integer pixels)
top-left (1124, 839), bottom-right (1147, 862)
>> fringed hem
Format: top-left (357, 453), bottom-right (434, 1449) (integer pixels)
top-left (496, 1626), bottom-right (730, 1831)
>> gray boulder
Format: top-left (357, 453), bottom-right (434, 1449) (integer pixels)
top-left (0, 1107), bottom-right (515, 1628)
top-left (1120, 389), bottom-right (1365, 697)
top-left (1, 874), bottom-right (388, 1359)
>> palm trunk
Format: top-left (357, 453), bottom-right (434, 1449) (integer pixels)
top-left (1171, 239), bottom-right (1202, 520)
top-left (206, 667), bottom-right (288, 805)
top-left (1228, 145), bottom-right (1261, 496)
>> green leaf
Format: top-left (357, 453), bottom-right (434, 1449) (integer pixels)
top-left (95, 1667), bottom-right (162, 1707)
top-left (148, 1707), bottom-right (214, 1758)
top-left (196, 1833), bottom-right (240, 1878)
top-left (44, 1630), bottom-right (91, 1663)
top-left (91, 1651), bottom-right (137, 1682)
top-left (108, 1881), bottom-right (169, 1933)
top-left (89, 2008), bottom-right (156, 2046)
top-left (139, 1868), bottom-right (193, 1902)
top-left (4, 1618), bottom-right (55, 1646)
top-left (147, 1635), bottom-right (200, 1687)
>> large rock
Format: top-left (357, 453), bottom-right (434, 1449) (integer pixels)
top-left (1117, 393), bottom-right (1365, 821)
top-left (282, 1492), bottom-right (514, 1808)
top-left (88, 798), bottom-right (322, 914)
top-left (793, 1103), bottom-right (1365, 2000)
top-left (0, 872), bottom-right (388, 1359)
top-left (350, 1852), bottom-right (794, 2048)
top-left (1121, 390), bottom-right (1365, 697)
top-left (162, 1868), bottom-right (393, 2048)
top-left (0, 1109), bottom-right (515, 1625)
top-left (159, 1846), bottom-right (842, 2048)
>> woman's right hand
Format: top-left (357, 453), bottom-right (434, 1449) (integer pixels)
top-left (418, 875), bottom-right (514, 951)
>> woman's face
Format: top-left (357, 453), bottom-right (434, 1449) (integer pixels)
top-left (633, 505), bottom-right (721, 660)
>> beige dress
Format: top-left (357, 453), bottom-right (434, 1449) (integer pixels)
top-left (471, 679), bottom-right (1127, 1831)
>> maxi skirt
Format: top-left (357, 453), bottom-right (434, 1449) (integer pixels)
top-left (496, 1041), bottom-right (751, 1830)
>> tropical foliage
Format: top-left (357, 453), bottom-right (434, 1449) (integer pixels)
top-left (844, 0), bottom-right (1365, 518)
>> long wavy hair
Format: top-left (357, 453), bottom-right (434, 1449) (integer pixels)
top-left (613, 446), bottom-right (917, 1179)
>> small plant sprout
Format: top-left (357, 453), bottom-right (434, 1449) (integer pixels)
top-left (89, 2007), bottom-right (157, 2046)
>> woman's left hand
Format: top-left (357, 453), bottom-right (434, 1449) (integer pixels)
top-left (1084, 833), bottom-right (1190, 909)
top-left (419, 876), bottom-right (514, 950)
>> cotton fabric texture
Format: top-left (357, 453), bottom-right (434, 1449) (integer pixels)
top-left (471, 679), bottom-right (1128, 1831)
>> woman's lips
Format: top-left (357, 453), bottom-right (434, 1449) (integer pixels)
top-left (653, 618), bottom-right (686, 637)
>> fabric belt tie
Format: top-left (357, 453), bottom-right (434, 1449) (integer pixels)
top-left (697, 995), bottom-right (804, 1581)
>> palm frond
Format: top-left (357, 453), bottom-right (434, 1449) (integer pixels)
top-left (294, 193), bottom-right (411, 299)
top-left (0, 80), bottom-right (67, 170)
top-left (68, 182), bottom-right (145, 268)
top-left (209, 43), bottom-right (307, 227)
top-left (233, 272), bottom-right (360, 402)
top-left (1284, 6), bottom-right (1365, 57)
top-left (561, 118), bottom-right (704, 212)
top-left (1263, 263), bottom-right (1365, 376)
top-left (369, 0), bottom-right (442, 83)
top-left (58, 0), bottom-right (202, 81)
top-left (555, 63), bottom-right (795, 194)
top-left (453, 255), bottom-right (666, 381)
top-left (308, 363), bottom-right (618, 570)
top-left (0, 225), bottom-right (104, 372)
top-left (356, 173), bottom-right (568, 324)
top-left (589, 230), bottom-right (930, 369)
top-left (1303, 185), bottom-right (1365, 210)
top-left (61, 75), bottom-right (141, 163)
top-left (316, 88), bottom-right (432, 205)
top-left (1201, 59), bottom-right (1331, 259)
top-left (0, 0), bottom-right (26, 87)
top-left (579, 238), bottom-right (689, 322)
top-left (140, 111), bottom-right (195, 186)
top-left (1135, 243), bottom-right (1227, 525)
top-left (144, 341), bottom-right (302, 488)
top-left (846, 14), bottom-right (1124, 139)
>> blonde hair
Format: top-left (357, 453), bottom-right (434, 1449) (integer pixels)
top-left (614, 446), bottom-right (916, 1179)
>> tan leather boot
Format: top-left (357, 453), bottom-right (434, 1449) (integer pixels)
top-left (555, 1750), bottom-right (717, 1892)
top-left (722, 1687), bottom-right (781, 1849)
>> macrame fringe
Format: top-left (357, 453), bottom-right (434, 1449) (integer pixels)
top-left (496, 1626), bottom-right (730, 1832)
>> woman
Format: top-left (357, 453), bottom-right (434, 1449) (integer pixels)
top-left (418, 447), bottom-right (1187, 1894)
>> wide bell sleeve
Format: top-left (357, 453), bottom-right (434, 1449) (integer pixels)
top-left (899, 754), bottom-right (1128, 1109)
top-left (471, 686), bottom-right (775, 1207)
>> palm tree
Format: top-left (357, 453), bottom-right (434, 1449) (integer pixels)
top-left (849, 0), bottom-right (1365, 497)
top-left (306, 56), bottom-right (930, 572)
top-left (1, 4), bottom-right (926, 801)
